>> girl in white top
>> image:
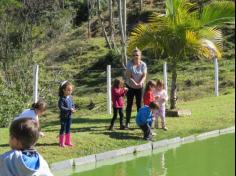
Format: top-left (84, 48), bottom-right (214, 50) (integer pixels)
top-left (14, 99), bottom-right (47, 136)
top-left (153, 80), bottom-right (168, 130)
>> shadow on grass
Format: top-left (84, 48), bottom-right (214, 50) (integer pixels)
top-left (42, 125), bottom-right (107, 133)
top-left (36, 143), bottom-right (59, 147)
top-left (103, 131), bottom-right (142, 140)
top-left (41, 117), bottom-right (110, 130)
top-left (0, 144), bottom-right (8, 147)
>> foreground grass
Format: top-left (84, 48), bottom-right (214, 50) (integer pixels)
top-left (0, 92), bottom-right (234, 164)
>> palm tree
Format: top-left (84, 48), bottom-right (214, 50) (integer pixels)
top-left (128, 0), bottom-right (235, 109)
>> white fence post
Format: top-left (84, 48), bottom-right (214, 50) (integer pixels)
top-left (163, 62), bottom-right (168, 94)
top-left (214, 58), bottom-right (219, 96)
top-left (107, 65), bottom-right (112, 114)
top-left (163, 62), bottom-right (168, 107)
top-left (33, 64), bottom-right (39, 103)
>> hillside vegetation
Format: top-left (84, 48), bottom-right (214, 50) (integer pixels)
top-left (0, 0), bottom-right (235, 126)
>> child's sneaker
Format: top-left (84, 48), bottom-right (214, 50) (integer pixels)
top-left (125, 123), bottom-right (130, 129)
top-left (108, 126), bottom-right (114, 131)
top-left (152, 132), bottom-right (157, 136)
top-left (39, 131), bottom-right (45, 137)
top-left (162, 126), bottom-right (168, 131)
top-left (120, 126), bottom-right (125, 130)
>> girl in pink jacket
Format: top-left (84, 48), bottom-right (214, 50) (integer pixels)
top-left (109, 78), bottom-right (128, 130)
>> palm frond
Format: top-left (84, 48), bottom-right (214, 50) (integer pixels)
top-left (200, 1), bottom-right (235, 26)
top-left (148, 12), bottom-right (168, 28)
top-left (165, 0), bottom-right (197, 25)
top-left (198, 27), bottom-right (223, 50)
top-left (128, 23), bottom-right (159, 54)
top-left (199, 39), bottom-right (222, 59)
top-left (185, 30), bottom-right (202, 58)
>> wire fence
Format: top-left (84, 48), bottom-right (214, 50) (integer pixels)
top-left (0, 59), bottom-right (234, 120)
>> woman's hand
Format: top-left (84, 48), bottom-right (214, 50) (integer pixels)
top-left (71, 108), bottom-right (76, 113)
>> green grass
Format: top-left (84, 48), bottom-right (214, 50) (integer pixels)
top-left (0, 92), bottom-right (234, 164)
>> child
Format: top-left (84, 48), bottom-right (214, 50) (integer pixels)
top-left (14, 99), bottom-right (47, 137)
top-left (143, 80), bottom-right (156, 106)
top-left (58, 80), bottom-right (76, 147)
top-left (109, 78), bottom-right (128, 131)
top-left (154, 79), bottom-right (168, 130)
top-left (136, 102), bottom-right (159, 141)
top-left (15, 99), bottom-right (47, 121)
top-left (0, 118), bottom-right (53, 176)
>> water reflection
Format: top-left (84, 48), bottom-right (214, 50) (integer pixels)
top-left (53, 134), bottom-right (234, 176)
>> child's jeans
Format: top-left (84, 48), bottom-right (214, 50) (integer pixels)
top-left (139, 123), bottom-right (152, 140)
top-left (110, 107), bottom-right (124, 128)
top-left (60, 117), bottom-right (72, 135)
top-left (154, 106), bottom-right (166, 128)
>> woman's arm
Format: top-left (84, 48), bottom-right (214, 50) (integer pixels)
top-left (126, 70), bottom-right (139, 86)
top-left (139, 73), bottom-right (147, 86)
top-left (138, 63), bottom-right (147, 87)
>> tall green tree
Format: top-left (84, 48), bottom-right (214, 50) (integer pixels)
top-left (128, 0), bottom-right (235, 109)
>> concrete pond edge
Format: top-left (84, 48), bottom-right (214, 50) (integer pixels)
top-left (50, 126), bottom-right (235, 172)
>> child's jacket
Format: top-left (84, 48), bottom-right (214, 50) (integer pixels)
top-left (58, 95), bottom-right (75, 119)
top-left (143, 90), bottom-right (155, 106)
top-left (0, 149), bottom-right (53, 176)
top-left (136, 105), bottom-right (153, 126)
top-left (112, 87), bottom-right (126, 108)
top-left (14, 109), bottom-right (38, 121)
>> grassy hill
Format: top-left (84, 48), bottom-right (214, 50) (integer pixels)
top-left (31, 25), bottom-right (235, 117)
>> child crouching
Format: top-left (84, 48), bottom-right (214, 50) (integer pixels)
top-left (0, 118), bottom-right (53, 176)
top-left (136, 102), bottom-right (159, 141)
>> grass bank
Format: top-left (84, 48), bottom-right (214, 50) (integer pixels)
top-left (0, 91), bottom-right (234, 164)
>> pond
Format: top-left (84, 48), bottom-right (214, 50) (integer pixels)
top-left (56, 133), bottom-right (235, 176)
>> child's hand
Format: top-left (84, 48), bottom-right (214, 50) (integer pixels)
top-left (39, 132), bottom-right (45, 137)
top-left (124, 87), bottom-right (128, 92)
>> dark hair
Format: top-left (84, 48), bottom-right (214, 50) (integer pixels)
top-left (149, 101), bottom-right (159, 110)
top-left (32, 99), bottom-right (47, 112)
top-left (144, 80), bottom-right (156, 93)
top-left (10, 118), bottom-right (39, 149)
top-left (156, 79), bottom-right (164, 89)
top-left (113, 77), bottom-right (124, 88)
top-left (58, 81), bottom-right (73, 97)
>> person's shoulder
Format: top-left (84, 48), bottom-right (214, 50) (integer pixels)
top-left (21, 109), bottom-right (31, 113)
top-left (59, 96), bottom-right (66, 101)
top-left (140, 60), bottom-right (147, 66)
top-left (140, 105), bottom-right (148, 111)
top-left (112, 87), bottom-right (120, 91)
top-left (127, 60), bottom-right (133, 68)
top-left (19, 109), bottom-right (35, 118)
top-left (0, 150), bottom-right (22, 161)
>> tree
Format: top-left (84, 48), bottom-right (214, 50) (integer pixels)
top-left (117, 0), bottom-right (128, 67)
top-left (97, 0), bottom-right (112, 48)
top-left (139, 0), bottom-right (143, 11)
top-left (128, 0), bottom-right (235, 109)
top-left (108, 0), bottom-right (115, 47)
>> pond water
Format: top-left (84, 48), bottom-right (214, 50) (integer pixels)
top-left (64, 133), bottom-right (235, 176)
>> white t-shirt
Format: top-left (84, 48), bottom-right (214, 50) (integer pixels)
top-left (14, 109), bottom-right (38, 121)
top-left (126, 60), bottom-right (147, 89)
top-left (154, 89), bottom-right (168, 107)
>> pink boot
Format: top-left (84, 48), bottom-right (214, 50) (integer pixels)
top-left (59, 134), bottom-right (65, 147)
top-left (65, 133), bottom-right (73, 146)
